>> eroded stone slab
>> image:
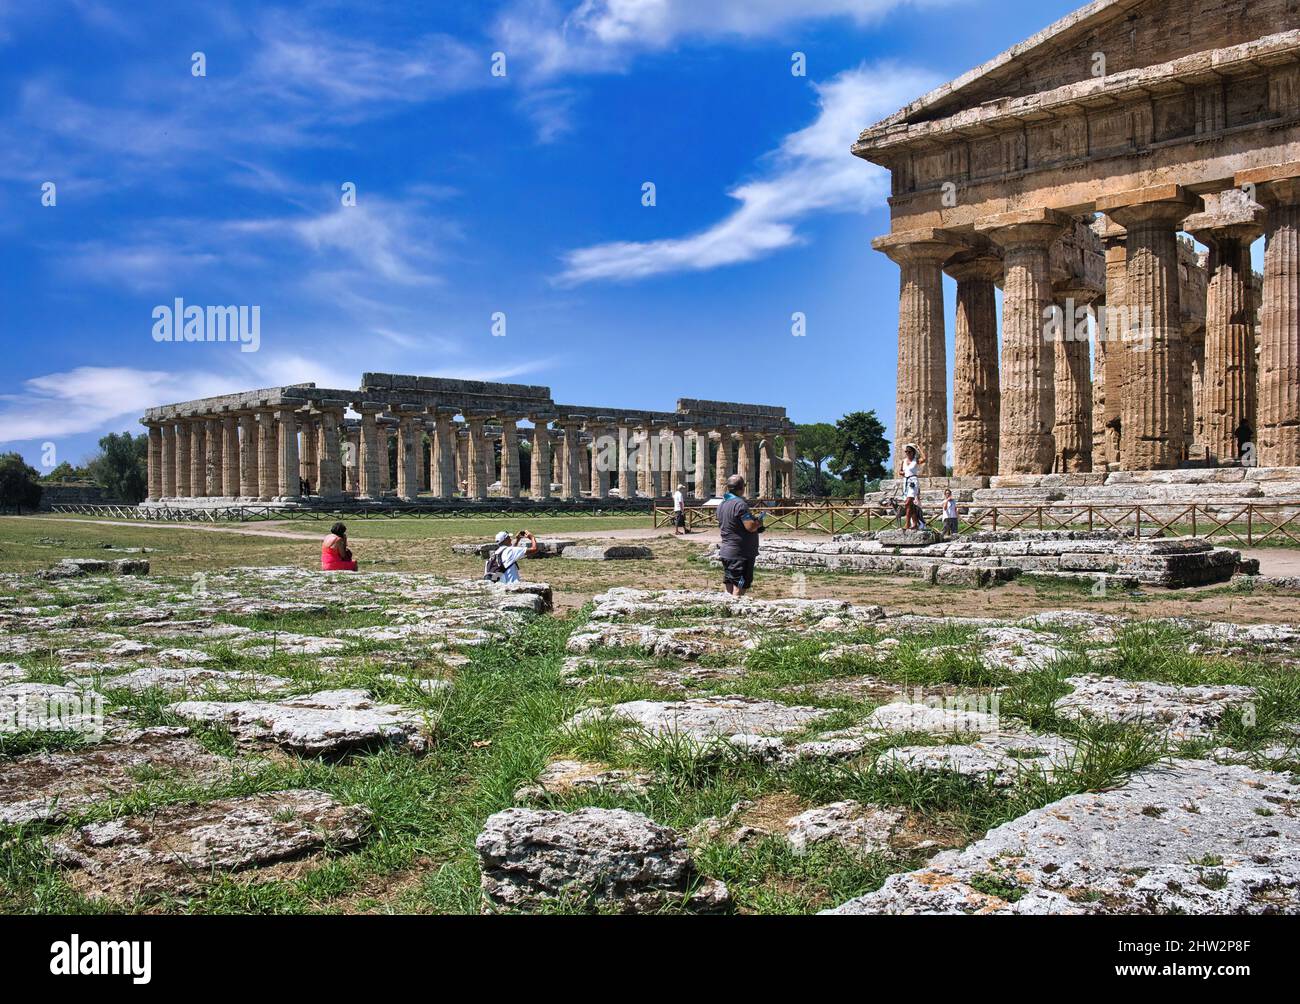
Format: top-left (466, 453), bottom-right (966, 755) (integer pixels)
top-left (0, 727), bottom-right (233, 824)
top-left (513, 760), bottom-right (653, 803)
top-left (84, 667), bottom-right (293, 697)
top-left (876, 732), bottom-right (1078, 786)
top-left (169, 689), bottom-right (433, 756)
top-left (50, 789), bottom-right (370, 901)
top-left (1054, 675), bottom-right (1255, 739)
top-left (825, 761), bottom-right (1300, 915)
top-left (567, 697), bottom-right (831, 746)
top-left (476, 807), bottom-right (728, 914)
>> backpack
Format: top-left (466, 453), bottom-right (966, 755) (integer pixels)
top-left (484, 547), bottom-right (507, 582)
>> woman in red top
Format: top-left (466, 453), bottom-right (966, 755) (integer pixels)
top-left (321, 522), bottom-right (358, 571)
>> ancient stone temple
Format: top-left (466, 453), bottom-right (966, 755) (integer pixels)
top-left (138, 374), bottom-right (796, 506)
top-left (857, 0), bottom-right (1300, 478)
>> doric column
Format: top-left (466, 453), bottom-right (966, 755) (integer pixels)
top-left (277, 408), bottom-right (300, 499)
top-left (257, 410), bottom-right (278, 502)
top-left (396, 414), bottom-right (420, 501)
top-left (1052, 284), bottom-right (1101, 472)
top-left (714, 429), bottom-right (735, 496)
top-left (874, 228), bottom-right (963, 471)
top-left (358, 408), bottom-right (381, 500)
top-left (668, 427), bottom-right (685, 496)
top-left (977, 210), bottom-right (1070, 474)
top-left (946, 253), bottom-right (1002, 476)
top-left (317, 409), bottom-right (343, 498)
top-left (419, 422), bottom-right (430, 492)
top-left (378, 426), bottom-right (392, 495)
top-left (691, 429), bottom-right (710, 497)
top-left (735, 429), bottom-right (753, 488)
top-left (160, 423), bottom-right (176, 498)
top-left (176, 421), bottom-right (192, 497)
top-left (145, 424), bottom-right (163, 501)
top-left (1240, 168), bottom-right (1300, 466)
top-left (1097, 218), bottom-right (1128, 468)
top-left (617, 425), bottom-right (635, 497)
top-left (1099, 187), bottom-right (1201, 470)
top-left (455, 427), bottom-right (469, 494)
top-left (782, 428), bottom-right (799, 498)
top-left (494, 418), bottom-right (518, 498)
top-left (465, 416), bottom-right (489, 500)
top-left (431, 412), bottom-right (456, 498)
top-left (578, 432), bottom-right (591, 497)
top-left (1186, 191), bottom-right (1264, 465)
top-left (189, 419), bottom-right (207, 496)
top-left (299, 415), bottom-right (318, 494)
top-left (221, 415), bottom-right (239, 497)
top-left (530, 421), bottom-right (552, 499)
top-left (238, 414), bottom-right (257, 498)
top-left (758, 436), bottom-right (774, 498)
top-left (345, 427), bottom-right (361, 494)
top-left (589, 424), bottom-right (612, 499)
top-left (204, 418), bottom-right (222, 496)
top-left (558, 421), bottom-right (582, 500)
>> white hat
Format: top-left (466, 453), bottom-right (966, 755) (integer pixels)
top-left (495, 531), bottom-right (510, 543)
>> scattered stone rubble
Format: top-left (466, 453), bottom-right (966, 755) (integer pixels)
top-left (735, 530), bottom-right (1245, 588)
top-left (476, 807), bottom-right (729, 914)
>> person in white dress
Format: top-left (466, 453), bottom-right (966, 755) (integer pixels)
top-left (900, 444), bottom-right (924, 530)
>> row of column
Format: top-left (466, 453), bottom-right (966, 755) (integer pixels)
top-left (878, 177), bottom-right (1300, 475)
top-left (150, 412), bottom-right (801, 503)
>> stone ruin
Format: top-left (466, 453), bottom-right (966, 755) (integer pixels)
top-left (138, 376), bottom-right (795, 508)
top-left (739, 529), bottom-right (1249, 589)
top-left (859, 0), bottom-right (1300, 486)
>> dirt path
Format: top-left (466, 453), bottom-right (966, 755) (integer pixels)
top-left (1241, 548), bottom-right (1300, 577)
top-left (11, 515), bottom-right (322, 541)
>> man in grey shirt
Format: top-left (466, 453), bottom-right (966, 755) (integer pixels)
top-left (716, 473), bottom-right (764, 597)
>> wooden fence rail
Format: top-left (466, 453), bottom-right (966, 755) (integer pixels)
top-left (653, 501), bottom-right (1300, 547)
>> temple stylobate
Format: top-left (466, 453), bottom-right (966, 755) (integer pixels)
top-left (138, 374), bottom-right (797, 506)
top-left (858, 0), bottom-right (1300, 477)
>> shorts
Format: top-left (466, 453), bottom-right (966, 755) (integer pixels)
top-left (721, 556), bottom-right (756, 589)
top-left (944, 517), bottom-right (959, 535)
top-left (674, 509), bottom-right (686, 527)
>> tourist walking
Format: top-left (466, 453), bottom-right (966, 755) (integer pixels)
top-left (716, 474), bottom-right (764, 597)
top-left (942, 489), bottom-right (959, 539)
top-left (672, 483), bottom-right (688, 535)
top-left (485, 529), bottom-right (538, 583)
top-left (900, 444), bottom-right (924, 530)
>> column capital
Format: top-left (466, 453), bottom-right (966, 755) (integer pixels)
top-left (1184, 190), bottom-right (1267, 246)
top-left (872, 227), bottom-right (965, 266)
top-left (975, 208), bottom-right (1072, 249)
top-left (944, 250), bottom-right (1003, 284)
top-left (1236, 162), bottom-right (1300, 205)
top-left (1095, 185), bottom-right (1202, 228)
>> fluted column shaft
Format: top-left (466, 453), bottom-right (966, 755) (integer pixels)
top-left (145, 425), bottom-right (162, 501)
top-left (358, 410), bottom-right (380, 499)
top-left (317, 409), bottom-right (343, 497)
top-left (395, 415), bottom-right (419, 500)
top-left (714, 430), bottom-right (734, 496)
top-left (531, 423), bottom-right (552, 499)
top-left (190, 420), bottom-right (207, 496)
top-left (758, 437), bottom-right (774, 498)
top-left (1258, 179), bottom-right (1300, 466)
top-left (1099, 222), bottom-right (1128, 468)
top-left (257, 411), bottom-right (278, 501)
top-left (691, 429), bottom-right (709, 497)
top-left (160, 423), bottom-right (176, 497)
top-left (176, 421), bottom-right (192, 497)
top-left (1053, 288), bottom-right (1099, 473)
top-left (876, 232), bottom-right (962, 470)
top-left (1204, 236), bottom-right (1256, 462)
top-left (220, 416), bottom-right (239, 497)
top-left (1104, 196), bottom-right (1197, 470)
top-left (277, 409), bottom-right (300, 498)
top-left (782, 430), bottom-right (798, 498)
top-left (668, 429), bottom-right (685, 495)
top-left (947, 256), bottom-right (1002, 476)
top-left (496, 418), bottom-right (520, 498)
top-left (977, 214), bottom-right (1068, 474)
top-left (465, 417), bottom-right (489, 500)
top-left (237, 415), bottom-right (257, 497)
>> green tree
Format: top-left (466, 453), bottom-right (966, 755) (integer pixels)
top-left (85, 432), bottom-right (148, 503)
top-left (831, 410), bottom-right (891, 496)
top-left (40, 460), bottom-right (89, 482)
top-left (796, 422), bottom-right (838, 496)
top-left (0, 453), bottom-right (43, 512)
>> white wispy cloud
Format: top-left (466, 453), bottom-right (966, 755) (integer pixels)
top-left (555, 62), bottom-right (938, 284)
top-left (496, 0), bottom-right (958, 77)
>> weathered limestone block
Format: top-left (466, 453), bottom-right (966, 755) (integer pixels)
top-left (169, 689), bottom-right (433, 756)
top-left (567, 696), bottom-right (832, 746)
top-left (877, 529), bottom-right (941, 547)
top-left (85, 667), bottom-right (292, 697)
top-left (562, 545), bottom-right (654, 561)
top-left (824, 761), bottom-right (1300, 915)
top-left (0, 726), bottom-right (233, 824)
top-left (876, 731), bottom-right (1077, 786)
top-left (50, 789), bottom-right (370, 901)
top-left (1054, 675), bottom-right (1255, 739)
top-left (513, 760), bottom-right (652, 803)
top-left (476, 807), bottom-right (730, 913)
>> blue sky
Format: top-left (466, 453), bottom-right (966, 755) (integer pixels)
top-left (0, 0), bottom-right (1086, 471)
